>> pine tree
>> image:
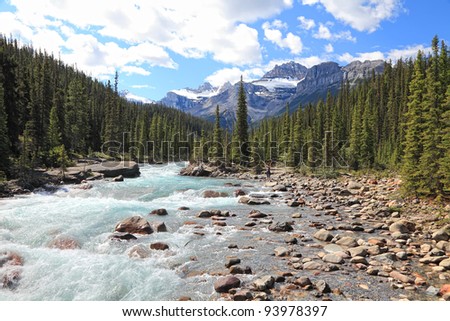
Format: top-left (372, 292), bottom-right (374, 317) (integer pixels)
top-left (419, 36), bottom-right (444, 195)
top-left (212, 105), bottom-right (223, 160)
top-left (235, 76), bottom-right (249, 165)
top-left (402, 51), bottom-right (426, 195)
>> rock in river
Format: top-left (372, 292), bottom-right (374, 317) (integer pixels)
top-left (150, 208), bottom-right (168, 216)
top-left (268, 221), bottom-right (294, 232)
top-left (214, 276), bottom-right (241, 293)
top-left (313, 229), bottom-right (333, 242)
top-left (115, 216), bottom-right (153, 234)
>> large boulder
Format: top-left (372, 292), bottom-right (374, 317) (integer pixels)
top-left (389, 220), bottom-right (415, 234)
top-left (83, 161), bottom-right (140, 178)
top-left (214, 276), bottom-right (241, 293)
top-left (268, 221), bottom-right (294, 232)
top-left (115, 216), bottom-right (153, 234)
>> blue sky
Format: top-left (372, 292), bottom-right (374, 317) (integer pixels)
top-left (1, 0), bottom-right (449, 102)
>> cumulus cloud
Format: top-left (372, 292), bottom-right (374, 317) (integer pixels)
top-left (338, 45), bottom-right (431, 64)
top-left (302, 0), bottom-right (403, 32)
top-left (7, 0), bottom-right (293, 68)
top-left (262, 20), bottom-right (303, 55)
top-left (298, 16), bottom-right (316, 30)
top-left (313, 23), bottom-right (356, 42)
top-left (205, 67), bottom-right (266, 87)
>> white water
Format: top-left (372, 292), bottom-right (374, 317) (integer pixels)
top-left (0, 163), bottom-right (275, 300)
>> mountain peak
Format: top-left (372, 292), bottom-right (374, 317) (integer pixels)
top-left (262, 61), bottom-right (308, 80)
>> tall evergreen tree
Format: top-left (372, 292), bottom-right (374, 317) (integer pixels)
top-left (235, 76), bottom-right (249, 164)
top-left (212, 105), bottom-right (223, 160)
top-left (402, 51), bottom-right (426, 195)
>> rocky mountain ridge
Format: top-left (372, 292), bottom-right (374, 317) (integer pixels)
top-left (160, 60), bottom-right (385, 124)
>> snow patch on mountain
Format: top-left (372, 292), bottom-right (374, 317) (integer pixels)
top-left (252, 77), bottom-right (304, 92)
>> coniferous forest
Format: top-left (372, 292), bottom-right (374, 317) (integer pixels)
top-left (1, 35), bottom-right (450, 198)
top-left (0, 35), bottom-right (212, 181)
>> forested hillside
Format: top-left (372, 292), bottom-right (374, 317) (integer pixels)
top-left (249, 36), bottom-right (450, 197)
top-left (0, 36), bottom-right (212, 180)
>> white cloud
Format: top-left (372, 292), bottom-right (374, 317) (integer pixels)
top-left (302, 0), bottom-right (403, 32)
top-left (298, 16), bottom-right (316, 30)
top-left (325, 43), bottom-right (334, 53)
top-left (262, 20), bottom-right (303, 55)
top-left (125, 92), bottom-right (154, 104)
top-left (387, 45), bottom-right (431, 61)
top-left (338, 51), bottom-right (385, 64)
top-left (296, 56), bottom-right (328, 68)
top-left (7, 0), bottom-right (293, 67)
top-left (313, 23), bottom-right (356, 42)
top-left (130, 85), bottom-right (151, 89)
top-left (121, 66), bottom-right (151, 76)
top-left (205, 67), bottom-right (265, 87)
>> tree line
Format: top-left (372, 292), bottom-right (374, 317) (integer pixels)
top-left (206, 36), bottom-right (449, 197)
top-left (0, 35), bottom-right (213, 181)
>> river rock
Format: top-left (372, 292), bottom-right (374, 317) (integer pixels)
top-left (128, 244), bottom-right (151, 258)
top-left (214, 276), bottom-right (241, 293)
top-left (150, 208), bottom-right (168, 216)
top-left (348, 181), bottom-right (362, 190)
top-left (268, 221), bottom-right (293, 232)
top-left (229, 265), bottom-right (252, 275)
top-left (152, 222), bottom-right (167, 232)
top-left (234, 189), bottom-right (247, 197)
top-left (48, 236), bottom-right (81, 250)
top-left (389, 220), bottom-right (415, 234)
top-left (203, 190), bottom-right (228, 198)
top-left (110, 233), bottom-right (137, 241)
top-left (348, 246), bottom-right (368, 258)
top-left (292, 213), bottom-right (302, 218)
top-left (432, 225), bottom-right (450, 241)
top-left (84, 161), bottom-right (140, 178)
top-left (324, 244), bottom-right (343, 253)
top-left (115, 216), bottom-right (153, 234)
top-left (315, 280), bottom-right (331, 293)
top-left (178, 207), bottom-right (190, 211)
top-left (273, 184), bottom-right (287, 192)
top-left (274, 247), bottom-right (290, 257)
top-left (303, 261), bottom-right (323, 270)
top-left (390, 271), bottom-right (414, 284)
top-left (294, 276), bottom-right (312, 287)
top-left (248, 210), bottom-right (267, 218)
top-left (248, 199), bottom-right (270, 205)
top-left (436, 241), bottom-right (450, 252)
top-left (0, 251), bottom-right (23, 290)
top-left (150, 242), bottom-right (169, 251)
top-left (225, 257), bottom-right (241, 268)
top-left (439, 258), bottom-right (450, 270)
top-left (335, 236), bottom-right (358, 248)
top-left (253, 275), bottom-right (275, 291)
top-left (313, 229), bottom-right (333, 242)
top-left (322, 253), bottom-right (344, 264)
top-left (197, 210), bottom-right (213, 218)
top-left (233, 290), bottom-right (253, 301)
top-left (439, 284), bottom-right (450, 296)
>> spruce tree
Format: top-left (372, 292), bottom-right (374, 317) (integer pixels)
top-left (419, 36), bottom-right (444, 195)
top-left (235, 76), bottom-right (249, 164)
top-left (212, 105), bottom-right (223, 160)
top-left (402, 51), bottom-right (426, 195)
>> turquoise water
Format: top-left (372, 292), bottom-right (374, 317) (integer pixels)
top-left (0, 163), bottom-right (283, 300)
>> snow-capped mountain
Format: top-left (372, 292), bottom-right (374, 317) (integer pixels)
top-left (159, 60), bottom-right (385, 124)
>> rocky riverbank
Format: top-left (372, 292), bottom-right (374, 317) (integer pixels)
top-left (178, 163), bottom-right (450, 301)
top-left (0, 160), bottom-right (140, 198)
